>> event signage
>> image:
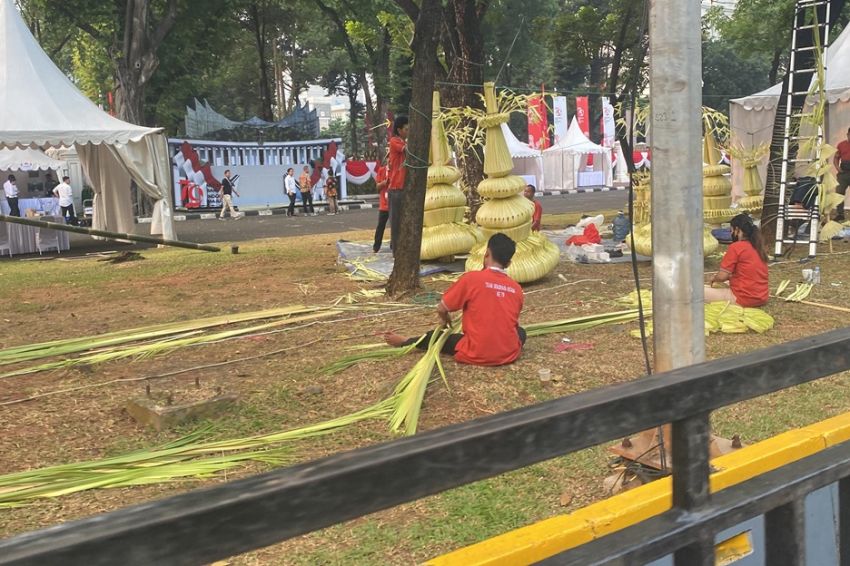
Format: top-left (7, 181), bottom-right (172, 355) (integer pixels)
top-left (527, 95), bottom-right (549, 150)
top-left (575, 96), bottom-right (590, 137)
top-left (552, 96), bottom-right (569, 145)
top-left (601, 97), bottom-right (616, 148)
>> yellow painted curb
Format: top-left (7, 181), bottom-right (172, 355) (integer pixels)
top-left (426, 412), bottom-right (850, 566)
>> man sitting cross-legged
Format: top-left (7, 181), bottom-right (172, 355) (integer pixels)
top-left (383, 233), bottom-right (527, 366)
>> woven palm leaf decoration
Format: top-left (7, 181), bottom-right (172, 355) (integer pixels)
top-left (421, 91), bottom-right (483, 260)
top-left (465, 82), bottom-right (560, 282)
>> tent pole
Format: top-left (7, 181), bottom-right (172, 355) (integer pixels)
top-left (0, 215), bottom-right (220, 252)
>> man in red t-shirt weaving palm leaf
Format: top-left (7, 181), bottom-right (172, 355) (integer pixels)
top-left (384, 234), bottom-right (527, 366)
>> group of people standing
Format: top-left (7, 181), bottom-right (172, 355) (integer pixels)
top-left (285, 166), bottom-right (338, 217)
top-left (2, 173), bottom-right (76, 225)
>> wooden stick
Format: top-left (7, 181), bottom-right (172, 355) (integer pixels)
top-left (0, 214), bottom-right (220, 252)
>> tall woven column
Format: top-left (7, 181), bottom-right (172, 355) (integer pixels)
top-left (421, 91), bottom-right (482, 260)
top-left (465, 83), bottom-right (560, 282)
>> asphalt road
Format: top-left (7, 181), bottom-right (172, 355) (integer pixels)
top-left (62, 190), bottom-right (628, 255)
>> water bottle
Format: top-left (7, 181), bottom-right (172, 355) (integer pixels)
top-left (813, 266), bottom-right (821, 285)
top-left (612, 211), bottom-right (630, 242)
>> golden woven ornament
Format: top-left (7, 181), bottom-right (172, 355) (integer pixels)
top-left (475, 195), bottom-right (534, 229)
top-left (424, 184), bottom-right (467, 211)
top-left (478, 175), bottom-right (526, 199)
top-left (420, 90), bottom-right (482, 260)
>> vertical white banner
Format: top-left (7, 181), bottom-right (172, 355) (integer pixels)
top-left (552, 96), bottom-right (569, 146)
top-left (601, 97), bottom-right (616, 148)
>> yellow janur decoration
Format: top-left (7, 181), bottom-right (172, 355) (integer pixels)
top-left (465, 82), bottom-right (560, 282)
top-left (421, 91), bottom-right (482, 260)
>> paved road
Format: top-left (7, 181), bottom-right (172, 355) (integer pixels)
top-left (63, 191), bottom-right (628, 255)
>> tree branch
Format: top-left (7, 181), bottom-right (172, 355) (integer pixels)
top-left (394, 0), bottom-right (420, 21)
top-left (149, 0), bottom-right (179, 52)
top-left (54, 2), bottom-right (106, 43)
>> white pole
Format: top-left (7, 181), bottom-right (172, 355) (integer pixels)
top-left (650, 0), bottom-right (705, 373)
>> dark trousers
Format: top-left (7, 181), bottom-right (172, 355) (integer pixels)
top-left (388, 190), bottom-right (404, 254)
top-left (302, 191), bottom-right (314, 214)
top-left (373, 210), bottom-right (389, 252)
top-left (404, 327), bottom-right (528, 356)
top-left (7, 197), bottom-right (19, 217)
top-left (61, 204), bottom-right (76, 225)
top-left (287, 193), bottom-right (296, 216)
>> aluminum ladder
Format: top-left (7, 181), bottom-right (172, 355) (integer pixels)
top-left (772, 0), bottom-right (835, 258)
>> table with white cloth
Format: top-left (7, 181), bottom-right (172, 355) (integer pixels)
top-left (5, 215), bottom-right (70, 255)
top-left (577, 171), bottom-right (605, 187)
top-left (0, 197), bottom-right (61, 216)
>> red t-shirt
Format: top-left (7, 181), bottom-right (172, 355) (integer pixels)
top-left (719, 241), bottom-right (769, 307)
top-left (387, 136), bottom-right (407, 190)
top-left (375, 165), bottom-right (389, 211)
top-left (531, 200), bottom-right (543, 231)
top-left (441, 268), bottom-right (524, 366)
top-left (837, 140), bottom-right (850, 163)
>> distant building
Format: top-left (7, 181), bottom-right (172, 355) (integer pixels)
top-left (701, 0), bottom-right (737, 16)
top-left (331, 105), bottom-right (349, 123)
top-left (313, 103), bottom-right (332, 131)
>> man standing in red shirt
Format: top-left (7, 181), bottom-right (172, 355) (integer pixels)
top-left (387, 116), bottom-right (409, 255)
top-left (373, 162), bottom-right (390, 252)
top-left (524, 184), bottom-right (543, 231)
top-left (833, 126), bottom-right (850, 221)
top-left (384, 234), bottom-right (527, 366)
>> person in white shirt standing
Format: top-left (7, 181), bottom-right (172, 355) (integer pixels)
top-left (284, 167), bottom-right (297, 217)
top-left (52, 175), bottom-right (76, 225)
top-left (3, 174), bottom-right (19, 217)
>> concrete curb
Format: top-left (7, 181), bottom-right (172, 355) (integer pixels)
top-left (136, 187), bottom-right (626, 223)
top-left (137, 202), bottom-right (374, 223)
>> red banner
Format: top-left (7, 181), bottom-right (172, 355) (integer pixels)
top-left (527, 95), bottom-right (549, 150)
top-left (575, 96), bottom-right (590, 137)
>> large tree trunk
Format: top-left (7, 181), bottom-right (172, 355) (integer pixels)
top-left (441, 0), bottom-right (487, 219)
top-left (387, 0), bottom-right (442, 298)
top-left (248, 2), bottom-right (274, 121)
top-left (53, 0), bottom-right (177, 125)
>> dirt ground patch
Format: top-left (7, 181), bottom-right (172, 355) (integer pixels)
top-left (2, 229), bottom-right (850, 564)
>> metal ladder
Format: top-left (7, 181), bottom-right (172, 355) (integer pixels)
top-left (772, 0), bottom-right (835, 258)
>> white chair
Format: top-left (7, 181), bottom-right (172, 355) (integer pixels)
top-left (0, 223), bottom-right (12, 258)
top-left (35, 220), bottom-right (61, 255)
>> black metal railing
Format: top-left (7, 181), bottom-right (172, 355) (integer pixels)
top-left (2, 327), bottom-right (850, 566)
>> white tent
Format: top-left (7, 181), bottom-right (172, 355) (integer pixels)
top-left (0, 0), bottom-right (174, 238)
top-left (0, 148), bottom-right (64, 171)
top-left (542, 118), bottom-right (613, 192)
top-left (500, 123), bottom-right (545, 189)
top-left (730, 24), bottom-right (850, 198)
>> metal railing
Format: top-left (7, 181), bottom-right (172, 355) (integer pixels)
top-left (2, 327), bottom-right (850, 565)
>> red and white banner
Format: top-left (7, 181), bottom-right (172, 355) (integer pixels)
top-left (552, 96), bottom-right (568, 146)
top-left (345, 160), bottom-right (378, 185)
top-left (575, 96), bottom-right (590, 137)
top-left (601, 97), bottom-right (616, 148)
top-left (527, 95), bottom-right (549, 150)
top-left (632, 151), bottom-right (651, 169)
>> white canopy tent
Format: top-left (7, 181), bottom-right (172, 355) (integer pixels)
top-left (0, 148), bottom-right (64, 171)
top-left (542, 118), bottom-right (613, 191)
top-left (0, 0), bottom-right (174, 238)
top-left (730, 23), bottom-right (850, 199)
top-left (500, 123), bottom-right (545, 190)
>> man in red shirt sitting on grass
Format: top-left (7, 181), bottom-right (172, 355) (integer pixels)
top-left (383, 233), bottom-right (526, 366)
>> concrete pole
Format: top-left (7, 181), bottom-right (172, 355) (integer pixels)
top-left (649, 0), bottom-right (705, 373)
